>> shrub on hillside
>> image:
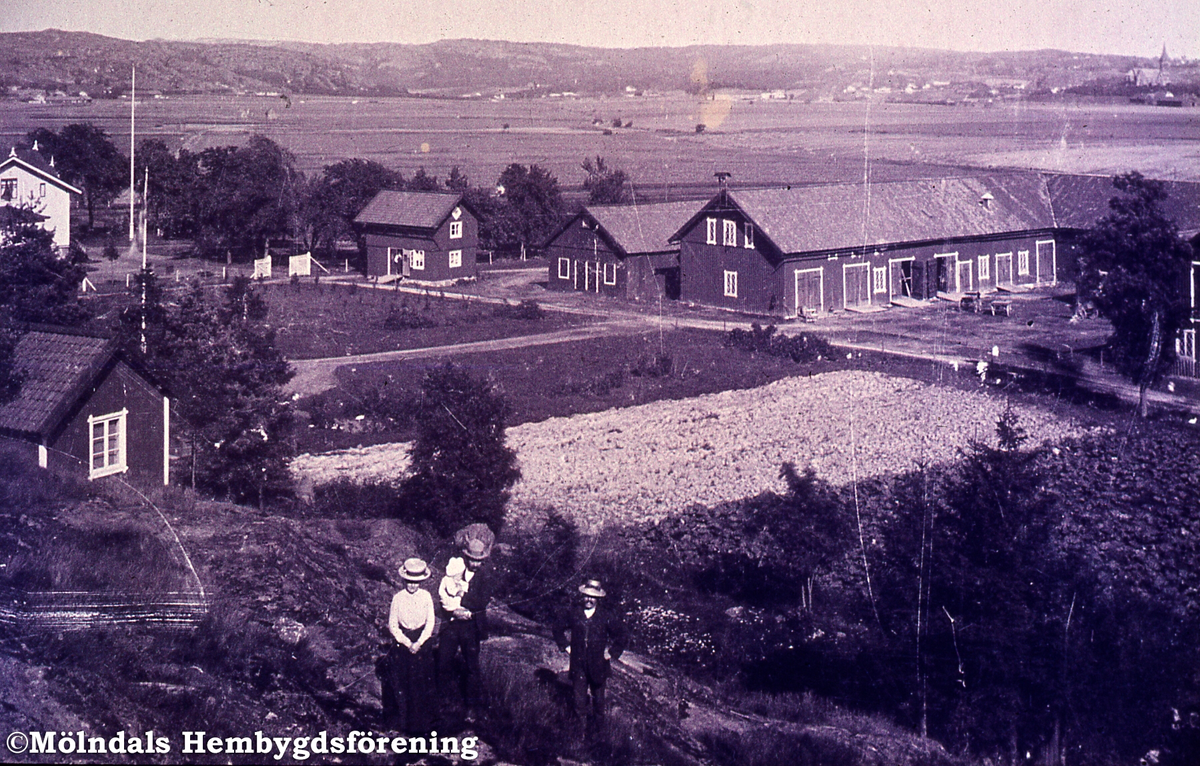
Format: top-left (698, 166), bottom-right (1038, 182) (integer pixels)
top-left (630, 351), bottom-right (674, 378)
top-left (724, 324), bottom-right (834, 364)
top-left (383, 304), bottom-right (438, 330)
top-left (493, 299), bottom-right (545, 321)
top-left (495, 510), bottom-right (580, 624)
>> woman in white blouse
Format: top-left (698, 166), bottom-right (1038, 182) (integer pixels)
top-left (385, 558), bottom-right (436, 733)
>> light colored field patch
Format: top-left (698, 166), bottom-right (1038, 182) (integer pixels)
top-left (293, 370), bottom-right (1097, 530)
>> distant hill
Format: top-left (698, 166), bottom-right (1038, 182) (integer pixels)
top-left (0, 29), bottom-right (1170, 99)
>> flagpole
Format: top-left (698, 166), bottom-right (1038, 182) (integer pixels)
top-left (129, 65), bottom-right (136, 244)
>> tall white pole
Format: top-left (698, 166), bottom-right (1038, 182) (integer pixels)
top-left (142, 166), bottom-right (149, 269)
top-left (129, 65), bottom-right (136, 243)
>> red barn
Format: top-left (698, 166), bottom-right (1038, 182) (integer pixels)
top-left (0, 328), bottom-right (170, 486)
top-left (354, 191), bottom-right (479, 282)
top-left (543, 201), bottom-right (697, 302)
top-left (671, 175), bottom-right (1060, 318)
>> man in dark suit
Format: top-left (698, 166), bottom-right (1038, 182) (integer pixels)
top-left (554, 579), bottom-right (627, 727)
top-left (437, 527), bottom-right (495, 722)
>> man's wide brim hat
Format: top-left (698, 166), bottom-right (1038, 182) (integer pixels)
top-left (579, 579), bottom-right (606, 598)
top-left (456, 523), bottom-right (495, 561)
top-left (400, 558), bottom-right (431, 581)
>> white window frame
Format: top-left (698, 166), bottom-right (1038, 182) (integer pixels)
top-left (39, 182), bottom-right (46, 198)
top-left (449, 221), bottom-right (463, 239)
top-left (603, 262), bottom-right (617, 285)
top-left (977, 255), bottom-right (990, 281)
top-left (723, 219), bottom-right (738, 247)
top-left (1017, 250), bottom-right (1030, 276)
top-left (872, 266), bottom-right (887, 294)
top-left (744, 222), bottom-right (754, 249)
top-left (410, 250), bottom-right (425, 270)
top-left (1178, 328), bottom-right (1196, 362)
top-left (88, 408), bottom-right (127, 479)
top-left (723, 270), bottom-right (738, 298)
top-left (558, 257), bottom-right (571, 279)
top-left (448, 249), bottom-right (462, 268)
top-left (706, 217), bottom-right (718, 245)
top-left (0, 178), bottom-right (14, 201)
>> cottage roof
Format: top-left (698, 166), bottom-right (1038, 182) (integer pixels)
top-left (0, 147), bottom-right (83, 196)
top-left (1046, 173), bottom-right (1200, 238)
top-left (0, 328), bottom-right (118, 440)
top-left (354, 190), bottom-right (466, 230)
top-left (558, 200), bottom-right (697, 256)
top-left (676, 175), bottom-right (1057, 255)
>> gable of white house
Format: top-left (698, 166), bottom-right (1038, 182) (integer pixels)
top-left (0, 156), bottom-right (80, 251)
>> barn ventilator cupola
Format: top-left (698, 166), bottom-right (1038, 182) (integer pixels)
top-left (715, 171), bottom-right (732, 205)
top-left (979, 191), bottom-right (995, 210)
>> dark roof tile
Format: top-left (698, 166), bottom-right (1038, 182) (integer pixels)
top-left (588, 200), bottom-right (697, 255)
top-left (0, 330), bottom-right (115, 438)
top-left (354, 190), bottom-right (464, 230)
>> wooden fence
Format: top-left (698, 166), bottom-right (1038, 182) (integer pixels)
top-left (0, 587), bottom-right (208, 632)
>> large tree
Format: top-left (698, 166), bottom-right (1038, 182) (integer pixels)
top-left (0, 224), bottom-right (89, 326)
top-left (491, 163), bottom-right (565, 256)
top-left (192, 135), bottom-right (302, 261)
top-left (300, 158), bottom-right (403, 256)
top-left (1077, 172), bottom-right (1194, 416)
top-left (581, 156), bottom-right (629, 204)
top-left (27, 123), bottom-right (127, 231)
top-left (135, 138), bottom-right (201, 239)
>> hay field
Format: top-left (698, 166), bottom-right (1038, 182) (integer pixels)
top-left (4, 94), bottom-right (1196, 190)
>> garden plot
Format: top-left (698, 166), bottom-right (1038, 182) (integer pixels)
top-left (292, 370), bottom-right (1096, 530)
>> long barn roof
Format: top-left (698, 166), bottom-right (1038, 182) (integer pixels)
top-left (674, 174), bottom-right (1058, 255)
top-left (1046, 173), bottom-right (1200, 238)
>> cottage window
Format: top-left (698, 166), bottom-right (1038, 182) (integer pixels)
top-left (744, 222), bottom-right (754, 249)
top-left (88, 409), bottom-right (127, 479)
top-left (449, 221), bottom-right (463, 239)
top-left (603, 262), bottom-right (617, 285)
top-left (410, 250), bottom-right (425, 270)
top-left (449, 250), bottom-right (462, 268)
top-left (724, 270), bottom-right (738, 298)
top-left (558, 257), bottom-right (571, 279)
top-left (0, 179), bottom-right (14, 201)
top-left (39, 182), bottom-right (46, 198)
top-left (706, 218), bottom-right (718, 245)
top-left (978, 255), bottom-right (990, 280)
top-left (1180, 328), bottom-right (1196, 363)
top-left (872, 267), bottom-right (887, 294)
top-left (723, 219), bottom-right (737, 246)
top-left (1017, 250), bottom-right (1030, 276)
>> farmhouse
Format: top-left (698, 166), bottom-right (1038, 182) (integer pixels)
top-left (354, 190), bottom-right (479, 282)
top-left (0, 327), bottom-right (170, 486)
top-left (670, 175), bottom-right (1060, 318)
top-left (0, 145), bottom-right (81, 252)
top-left (543, 201), bottom-right (698, 302)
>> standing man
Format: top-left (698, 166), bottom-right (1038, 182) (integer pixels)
top-left (437, 524), bottom-right (495, 722)
top-left (554, 579), bottom-right (627, 730)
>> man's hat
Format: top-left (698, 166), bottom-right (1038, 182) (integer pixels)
top-left (579, 579), bottom-right (606, 598)
top-left (455, 523), bottom-right (495, 561)
top-left (400, 558), bottom-right (431, 581)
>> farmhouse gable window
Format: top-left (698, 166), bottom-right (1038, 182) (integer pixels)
top-left (724, 270), bottom-right (738, 298)
top-left (978, 255), bottom-right (990, 280)
top-left (449, 249), bottom-right (462, 268)
top-left (409, 250), bottom-right (425, 270)
top-left (744, 223), bottom-right (754, 249)
top-left (0, 179), bottom-right (14, 201)
top-left (706, 217), bottom-right (718, 245)
top-left (39, 182), bottom-right (46, 198)
top-left (88, 408), bottom-right (127, 479)
top-left (449, 221), bottom-right (463, 239)
top-left (723, 219), bottom-right (738, 246)
top-left (873, 267), bottom-right (887, 294)
top-left (558, 257), bottom-right (571, 279)
top-left (603, 262), bottom-right (617, 285)
top-left (1018, 250), bottom-right (1030, 276)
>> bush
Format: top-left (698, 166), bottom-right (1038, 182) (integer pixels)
top-left (724, 324), bottom-right (834, 364)
top-left (103, 236), bottom-right (120, 261)
top-left (630, 351), bottom-right (674, 378)
top-left (495, 510), bottom-right (580, 624)
top-left (383, 304), bottom-right (438, 330)
top-left (493, 299), bottom-right (545, 321)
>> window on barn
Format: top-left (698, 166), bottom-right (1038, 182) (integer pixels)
top-left (0, 179), bottom-right (14, 201)
top-left (744, 223), bottom-right (754, 248)
top-left (978, 255), bottom-right (990, 280)
top-left (450, 221), bottom-right (463, 239)
top-left (706, 218), bottom-right (717, 245)
top-left (603, 263), bottom-right (617, 285)
top-left (88, 409), bottom-right (127, 479)
top-left (410, 250), bottom-right (425, 270)
top-left (449, 250), bottom-right (462, 268)
top-left (558, 257), bottom-right (571, 279)
top-left (723, 219), bottom-right (737, 246)
top-left (724, 270), bottom-right (738, 298)
top-left (873, 267), bottom-right (887, 293)
top-left (1018, 250), bottom-right (1030, 276)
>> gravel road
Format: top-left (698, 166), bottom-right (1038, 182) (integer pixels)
top-left (292, 370), bottom-right (1095, 530)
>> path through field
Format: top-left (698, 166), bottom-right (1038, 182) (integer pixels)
top-left (292, 370), bottom-right (1097, 530)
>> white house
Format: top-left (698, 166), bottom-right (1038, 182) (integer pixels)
top-left (0, 145), bottom-right (81, 251)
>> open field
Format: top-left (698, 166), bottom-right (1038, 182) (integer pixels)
top-left (3, 94), bottom-right (1198, 192)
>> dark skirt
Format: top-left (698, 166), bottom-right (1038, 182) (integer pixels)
top-left (384, 626), bottom-right (435, 733)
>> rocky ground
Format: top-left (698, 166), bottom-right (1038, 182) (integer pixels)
top-left (292, 369), bottom-right (1098, 531)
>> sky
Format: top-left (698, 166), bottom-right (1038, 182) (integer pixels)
top-left (3, 0), bottom-right (1198, 59)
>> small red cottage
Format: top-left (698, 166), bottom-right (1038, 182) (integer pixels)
top-left (671, 175), bottom-right (1060, 318)
top-left (543, 200), bottom-right (698, 302)
top-left (0, 328), bottom-right (170, 486)
top-left (354, 191), bottom-right (479, 282)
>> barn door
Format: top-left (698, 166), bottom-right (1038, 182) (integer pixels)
top-left (956, 260), bottom-right (973, 293)
top-left (843, 263), bottom-right (870, 308)
top-left (1036, 240), bottom-right (1056, 285)
top-left (795, 268), bottom-right (823, 314)
top-left (995, 253), bottom-right (1013, 287)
